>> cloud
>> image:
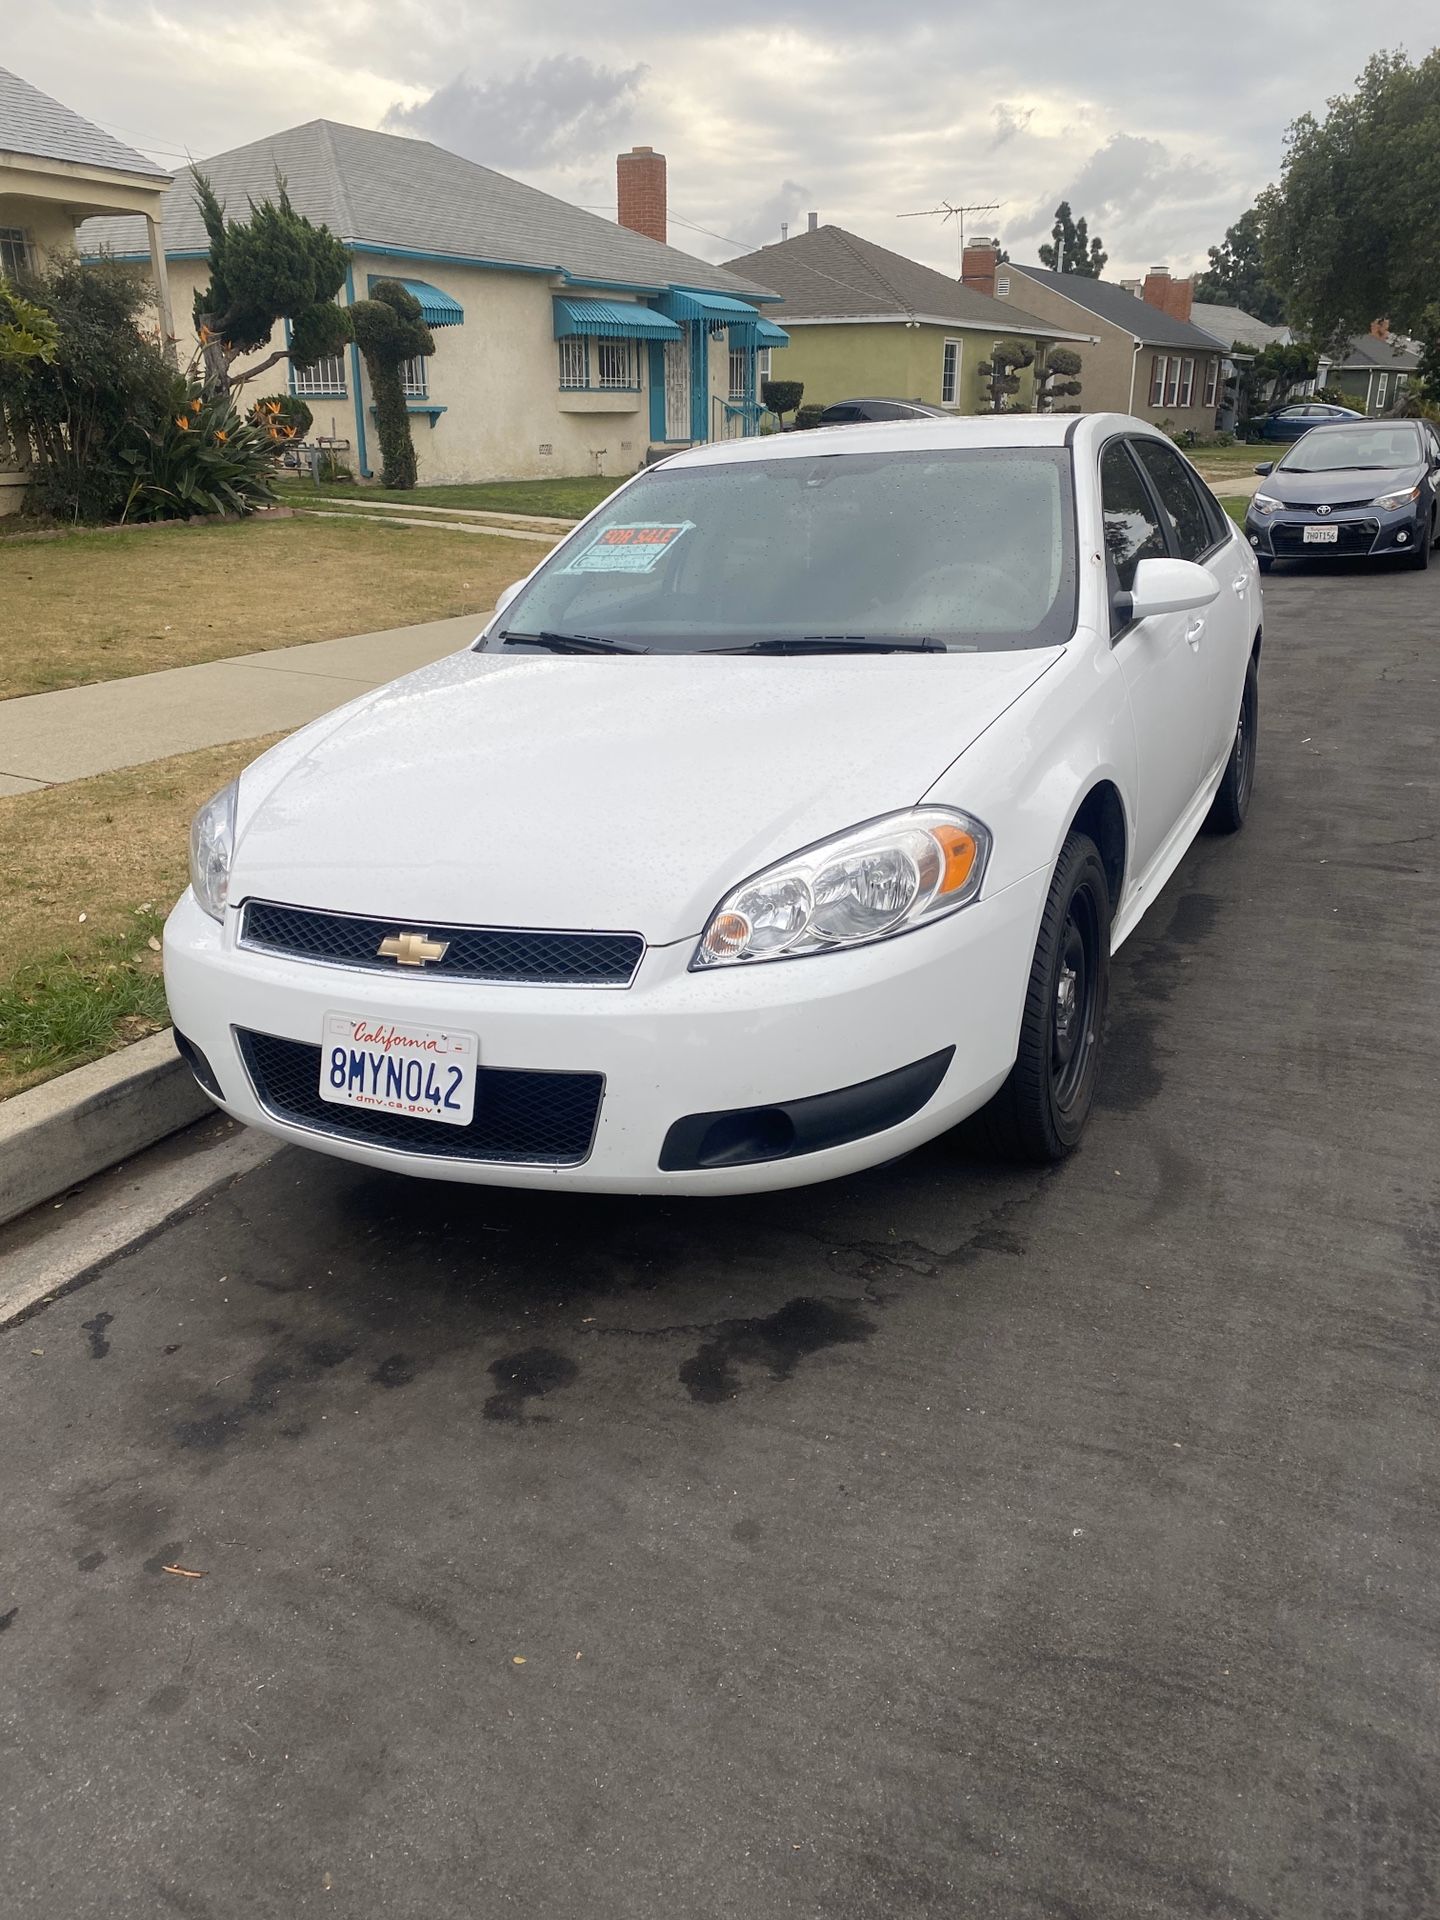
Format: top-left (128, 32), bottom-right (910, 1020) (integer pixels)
top-left (1005, 132), bottom-right (1228, 270)
top-left (989, 103), bottom-right (1034, 150)
top-left (720, 178), bottom-right (815, 251)
top-left (385, 56), bottom-right (646, 169)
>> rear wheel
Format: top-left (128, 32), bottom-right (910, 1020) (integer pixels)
top-left (985, 832), bottom-right (1110, 1164)
top-left (1205, 655), bottom-right (1258, 834)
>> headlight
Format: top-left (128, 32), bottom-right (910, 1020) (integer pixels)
top-left (1371, 483), bottom-right (1421, 510)
top-left (189, 779), bottom-right (238, 922)
top-left (1250, 492), bottom-right (1285, 515)
top-left (693, 808), bottom-right (991, 969)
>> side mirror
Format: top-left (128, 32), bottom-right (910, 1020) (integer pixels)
top-left (1115, 557), bottom-right (1221, 626)
top-left (494, 579), bottom-right (525, 618)
top-left (1253, 462), bottom-right (1273, 476)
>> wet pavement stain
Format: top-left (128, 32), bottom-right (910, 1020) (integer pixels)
top-left (76, 1551), bottom-right (105, 1574)
top-left (0, 1607), bottom-right (16, 1633)
top-left (483, 1347), bottom-right (579, 1423)
top-left (145, 1685), bottom-right (190, 1715)
top-left (370, 1354), bottom-right (417, 1389)
top-left (173, 1361), bottom-right (295, 1451)
top-left (731, 1518), bottom-right (763, 1546)
top-left (81, 1312), bottom-right (113, 1360)
top-left (680, 1297), bottom-right (875, 1405)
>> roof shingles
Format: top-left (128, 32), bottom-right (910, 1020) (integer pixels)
top-left (1009, 265), bottom-right (1226, 351)
top-left (80, 119), bottom-right (774, 300)
top-left (0, 67), bottom-right (169, 180)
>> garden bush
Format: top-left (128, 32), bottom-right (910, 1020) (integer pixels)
top-left (119, 387), bottom-right (279, 520)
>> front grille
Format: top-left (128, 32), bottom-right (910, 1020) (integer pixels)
top-left (237, 1029), bottom-right (603, 1164)
top-left (1272, 518), bottom-right (1378, 556)
top-left (241, 901), bottom-right (643, 988)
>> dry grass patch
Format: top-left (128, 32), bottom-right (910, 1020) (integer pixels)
top-left (0, 514), bottom-right (530, 700)
top-left (0, 733), bottom-right (281, 1095)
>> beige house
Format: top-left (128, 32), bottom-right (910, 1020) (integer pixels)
top-left (0, 66), bottom-right (174, 512)
top-left (82, 124), bottom-right (783, 484)
top-left (986, 257), bottom-right (1228, 432)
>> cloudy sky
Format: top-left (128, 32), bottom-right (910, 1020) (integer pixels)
top-left (7, 3), bottom-right (1426, 278)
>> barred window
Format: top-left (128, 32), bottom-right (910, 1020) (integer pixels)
top-left (558, 337), bottom-right (589, 389)
top-left (595, 338), bottom-right (635, 389)
top-left (729, 349), bottom-right (747, 400)
top-left (290, 354), bottom-right (347, 397)
top-left (400, 356), bottom-right (429, 399)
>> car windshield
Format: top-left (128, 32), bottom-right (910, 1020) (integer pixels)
top-left (486, 447), bottom-right (1077, 654)
top-left (1280, 426), bottom-right (1422, 473)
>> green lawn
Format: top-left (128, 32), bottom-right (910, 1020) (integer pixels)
top-left (1189, 441), bottom-right (1269, 476)
top-left (279, 475), bottom-right (624, 520)
top-left (1218, 496), bottom-right (1248, 525)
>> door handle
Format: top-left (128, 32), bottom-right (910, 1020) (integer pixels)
top-left (1231, 574), bottom-right (1249, 595)
top-left (1185, 618), bottom-right (1205, 650)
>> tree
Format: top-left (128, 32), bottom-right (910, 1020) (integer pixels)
top-left (349, 279), bottom-right (433, 488)
top-left (1038, 201), bottom-right (1107, 277)
top-left (0, 281), bottom-right (59, 367)
top-left (1035, 346), bottom-right (1083, 412)
top-left (1262, 47), bottom-right (1440, 343)
top-left (1416, 306), bottom-right (1440, 408)
top-left (1232, 338), bottom-right (1319, 422)
top-left (760, 377), bottom-right (803, 427)
top-left (191, 172), bottom-right (351, 397)
top-left (1193, 206), bottom-right (1286, 325)
top-left (976, 338), bottom-right (1034, 412)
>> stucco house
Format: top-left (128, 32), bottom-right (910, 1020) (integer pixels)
top-left (81, 126), bottom-right (783, 482)
top-left (0, 66), bottom-right (175, 513)
top-left (1319, 325), bottom-right (1422, 416)
top-left (993, 261), bottom-right (1227, 432)
top-left (720, 223), bottom-right (1087, 414)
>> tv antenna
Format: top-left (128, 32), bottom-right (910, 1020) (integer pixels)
top-left (898, 200), bottom-right (1001, 275)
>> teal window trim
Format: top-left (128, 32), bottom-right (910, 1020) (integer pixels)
top-left (369, 403), bottom-right (448, 429)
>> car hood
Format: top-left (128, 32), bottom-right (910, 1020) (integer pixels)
top-left (230, 646), bottom-right (1059, 941)
top-left (1263, 463), bottom-right (1423, 505)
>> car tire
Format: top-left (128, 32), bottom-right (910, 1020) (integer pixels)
top-left (1205, 654), bottom-right (1259, 835)
top-left (1409, 522), bottom-right (1431, 570)
top-left (985, 831), bottom-right (1111, 1165)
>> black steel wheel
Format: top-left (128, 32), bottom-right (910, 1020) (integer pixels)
top-left (985, 831), bottom-right (1111, 1164)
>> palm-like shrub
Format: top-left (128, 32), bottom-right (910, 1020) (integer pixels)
top-left (119, 388), bottom-right (279, 521)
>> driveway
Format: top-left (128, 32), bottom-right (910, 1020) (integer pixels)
top-left (3, 557), bottom-right (1438, 1919)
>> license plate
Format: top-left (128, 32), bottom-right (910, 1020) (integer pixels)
top-left (319, 1012), bottom-right (477, 1126)
top-left (1303, 525), bottom-right (1339, 543)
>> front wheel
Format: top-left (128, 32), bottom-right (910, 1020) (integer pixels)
top-left (1408, 517), bottom-right (1432, 569)
top-left (985, 832), bottom-right (1111, 1164)
top-left (1205, 655), bottom-right (1258, 834)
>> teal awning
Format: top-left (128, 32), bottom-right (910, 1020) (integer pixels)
top-left (367, 276), bottom-right (465, 326)
top-left (659, 289), bottom-right (764, 331)
top-left (754, 316), bottom-right (790, 348)
top-left (552, 298), bottom-right (681, 341)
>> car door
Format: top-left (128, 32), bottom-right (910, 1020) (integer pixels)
top-left (1100, 438), bottom-right (1208, 882)
top-left (1131, 436), bottom-right (1251, 784)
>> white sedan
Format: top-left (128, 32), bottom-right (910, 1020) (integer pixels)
top-left (165, 415), bottom-right (1260, 1193)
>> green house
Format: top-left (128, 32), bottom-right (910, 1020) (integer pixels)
top-left (1321, 331), bottom-right (1422, 415)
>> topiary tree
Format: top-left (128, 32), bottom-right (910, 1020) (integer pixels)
top-left (761, 377), bottom-right (803, 427)
top-left (976, 338), bottom-right (1034, 412)
top-left (348, 279), bottom-right (434, 488)
top-left (1035, 346), bottom-right (1083, 412)
top-left (191, 172), bottom-right (352, 399)
top-left (1038, 202), bottom-right (1107, 277)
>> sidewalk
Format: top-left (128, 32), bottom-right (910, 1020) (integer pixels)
top-left (0, 611), bottom-right (486, 793)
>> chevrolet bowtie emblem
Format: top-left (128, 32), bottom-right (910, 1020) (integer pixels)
top-left (377, 931), bottom-right (450, 966)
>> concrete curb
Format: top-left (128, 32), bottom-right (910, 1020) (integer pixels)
top-left (0, 1030), bottom-right (211, 1228)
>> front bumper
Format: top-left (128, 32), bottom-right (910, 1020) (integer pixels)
top-left (1244, 501), bottom-right (1424, 560)
top-left (163, 871), bottom-right (1049, 1194)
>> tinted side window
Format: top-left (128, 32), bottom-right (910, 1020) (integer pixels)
top-left (1100, 442), bottom-right (1167, 617)
top-left (1133, 439), bottom-right (1213, 561)
top-left (821, 406), bottom-right (861, 425)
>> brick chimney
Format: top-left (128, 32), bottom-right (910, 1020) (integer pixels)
top-left (1370, 317), bottom-right (1390, 341)
top-left (1142, 267), bottom-right (1194, 325)
top-left (617, 146), bottom-right (666, 245)
top-left (962, 237), bottom-right (999, 298)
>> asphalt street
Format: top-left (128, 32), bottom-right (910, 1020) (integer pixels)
top-left (2, 553), bottom-right (1438, 1919)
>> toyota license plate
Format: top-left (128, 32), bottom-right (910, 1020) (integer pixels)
top-left (319, 1012), bottom-right (477, 1126)
top-left (1303, 525), bottom-right (1339, 543)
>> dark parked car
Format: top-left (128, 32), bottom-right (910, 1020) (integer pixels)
top-left (1254, 401), bottom-right (1363, 441)
top-left (815, 398), bottom-right (950, 426)
top-left (1244, 419), bottom-right (1440, 572)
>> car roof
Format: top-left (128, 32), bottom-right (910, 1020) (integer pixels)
top-left (660, 412), bottom-right (1139, 469)
top-left (825, 397), bottom-right (940, 408)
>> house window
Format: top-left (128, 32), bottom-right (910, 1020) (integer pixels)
top-left (1164, 359), bottom-right (1180, 408)
top-left (729, 349), bottom-right (747, 401)
top-left (0, 228), bottom-right (31, 278)
top-left (995, 275), bottom-right (1010, 297)
top-left (757, 347), bottom-right (772, 380)
top-left (558, 337), bottom-right (589, 390)
top-left (290, 354), bottom-right (347, 398)
top-left (595, 338), bottom-right (635, 390)
top-left (941, 338), bottom-right (961, 406)
top-left (1203, 358), bottom-right (1218, 408)
top-left (1376, 372), bottom-right (1389, 410)
top-left (1149, 355), bottom-right (1167, 407)
top-left (1177, 357), bottom-right (1195, 408)
top-left (400, 356), bottom-right (428, 400)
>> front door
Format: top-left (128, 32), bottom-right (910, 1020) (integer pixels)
top-left (664, 337), bottom-right (690, 442)
top-left (1100, 439), bottom-right (1208, 882)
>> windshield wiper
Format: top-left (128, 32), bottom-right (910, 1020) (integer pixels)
top-left (501, 630), bottom-right (646, 654)
top-left (719, 635), bottom-right (948, 655)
